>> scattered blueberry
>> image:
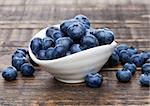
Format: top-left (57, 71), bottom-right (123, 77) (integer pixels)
top-left (55, 37), bottom-right (73, 50)
top-left (131, 54), bottom-right (144, 67)
top-left (45, 47), bottom-right (54, 60)
top-left (119, 50), bottom-right (131, 65)
top-left (108, 51), bottom-right (120, 66)
top-left (123, 63), bottom-right (137, 75)
top-left (67, 21), bottom-right (86, 40)
top-left (142, 63), bottom-right (150, 74)
top-left (74, 14), bottom-right (90, 29)
top-left (2, 67), bottom-right (17, 81)
top-left (139, 73), bottom-right (150, 87)
top-left (80, 34), bottom-right (99, 50)
top-left (85, 73), bottom-right (103, 88)
top-left (42, 37), bottom-right (54, 50)
top-left (70, 44), bottom-right (82, 54)
top-left (116, 69), bottom-right (132, 82)
top-left (30, 38), bottom-right (42, 55)
top-left (20, 63), bottom-right (35, 76)
top-left (36, 50), bottom-right (47, 60)
top-left (12, 57), bottom-right (27, 71)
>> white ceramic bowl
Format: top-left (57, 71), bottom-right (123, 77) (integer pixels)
top-left (28, 25), bottom-right (117, 83)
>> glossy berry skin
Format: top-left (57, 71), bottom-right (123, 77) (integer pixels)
top-left (36, 50), bottom-right (47, 60)
top-left (52, 45), bottom-right (67, 59)
top-left (2, 67), bottom-right (17, 81)
top-left (123, 63), bottom-right (137, 75)
top-left (80, 34), bottom-right (99, 50)
top-left (55, 37), bottom-right (73, 51)
top-left (67, 21), bottom-right (86, 40)
top-left (70, 44), bottom-right (82, 54)
top-left (142, 63), bottom-right (150, 74)
top-left (74, 14), bottom-right (90, 29)
top-left (95, 28), bottom-right (114, 45)
top-left (116, 44), bottom-right (129, 52)
top-left (139, 73), bottom-right (150, 87)
top-left (116, 69), bottom-right (132, 82)
top-left (45, 47), bottom-right (54, 60)
top-left (85, 73), bottom-right (103, 88)
top-left (30, 38), bottom-right (42, 55)
top-left (131, 54), bottom-right (144, 67)
top-left (20, 63), bottom-right (35, 76)
top-left (127, 47), bottom-right (137, 56)
top-left (119, 50), bottom-right (131, 65)
top-left (46, 26), bottom-right (60, 38)
top-left (12, 57), bottom-right (27, 71)
top-left (60, 19), bottom-right (78, 34)
top-left (108, 51), bottom-right (120, 66)
top-left (42, 37), bottom-right (54, 50)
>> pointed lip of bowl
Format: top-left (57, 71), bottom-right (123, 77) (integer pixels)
top-left (28, 41), bottom-right (117, 65)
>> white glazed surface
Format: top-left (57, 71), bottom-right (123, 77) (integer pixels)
top-left (28, 25), bottom-right (117, 83)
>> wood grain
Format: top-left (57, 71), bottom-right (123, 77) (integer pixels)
top-left (0, 0), bottom-right (150, 106)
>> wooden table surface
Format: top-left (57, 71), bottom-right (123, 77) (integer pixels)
top-left (0, 0), bottom-right (150, 105)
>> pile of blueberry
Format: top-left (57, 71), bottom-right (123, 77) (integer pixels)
top-left (30, 14), bottom-right (114, 60)
top-left (2, 48), bottom-right (36, 81)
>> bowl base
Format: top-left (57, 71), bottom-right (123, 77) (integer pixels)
top-left (55, 77), bottom-right (85, 83)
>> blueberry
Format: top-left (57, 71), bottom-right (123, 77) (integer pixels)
top-left (140, 51), bottom-right (150, 62)
top-left (12, 57), bottom-right (27, 71)
top-left (86, 28), bottom-right (96, 35)
top-left (20, 63), bottom-right (35, 76)
top-left (74, 14), bottom-right (90, 29)
top-left (116, 69), bottom-right (132, 82)
top-left (36, 50), bottom-right (47, 60)
top-left (131, 54), bottom-right (144, 67)
top-left (142, 63), bottom-right (150, 74)
top-left (123, 63), bottom-right (137, 75)
top-left (95, 28), bottom-right (114, 45)
top-left (85, 73), bottom-right (103, 88)
top-left (67, 21), bottom-right (86, 40)
top-left (139, 73), bottom-right (150, 87)
top-left (52, 45), bottom-right (67, 59)
top-left (70, 44), bottom-right (82, 54)
top-left (60, 19), bottom-right (78, 34)
top-left (12, 48), bottom-right (27, 59)
top-left (80, 34), bottom-right (99, 50)
top-left (146, 58), bottom-right (150, 63)
top-left (51, 31), bottom-right (63, 41)
top-left (46, 26), bottom-right (60, 38)
top-left (114, 48), bottom-right (120, 56)
top-left (42, 37), bottom-right (54, 50)
top-left (116, 44), bottom-right (129, 52)
top-left (45, 47), bottom-right (54, 60)
top-left (108, 51), bottom-right (120, 66)
top-left (2, 66), bottom-right (17, 81)
top-left (119, 50), bottom-right (131, 65)
top-left (55, 37), bottom-right (73, 51)
top-left (127, 47), bottom-right (137, 56)
top-left (30, 38), bottom-right (42, 55)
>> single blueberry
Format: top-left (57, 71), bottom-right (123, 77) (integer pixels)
top-left (36, 50), bottom-right (47, 60)
top-left (85, 73), bottom-right (103, 88)
top-left (46, 26), bottom-right (60, 38)
top-left (116, 69), bottom-right (132, 82)
top-left (139, 73), bottom-right (150, 87)
top-left (142, 63), bottom-right (150, 74)
top-left (20, 63), bottom-right (35, 77)
top-left (80, 34), bottom-right (99, 50)
top-left (108, 51), bottom-right (120, 66)
top-left (30, 38), bottom-right (42, 55)
top-left (127, 47), bottom-right (137, 56)
top-left (51, 31), bottom-right (63, 41)
top-left (2, 66), bottom-right (17, 81)
top-left (116, 44), bottom-right (129, 52)
top-left (45, 47), bottom-right (54, 60)
top-left (131, 54), bottom-right (144, 67)
top-left (12, 57), bottom-right (27, 71)
top-left (123, 63), bottom-right (137, 75)
top-left (119, 50), bottom-right (131, 65)
top-left (52, 45), bottom-right (67, 59)
top-left (70, 44), bottom-right (82, 54)
top-left (42, 37), bottom-right (54, 50)
top-left (55, 37), bottom-right (73, 51)
top-left (67, 21), bottom-right (86, 40)
top-left (60, 19), bottom-right (78, 34)
top-left (74, 14), bottom-right (90, 29)
top-left (95, 28), bottom-right (114, 45)
top-left (12, 48), bottom-right (27, 59)
top-left (140, 51), bottom-right (150, 62)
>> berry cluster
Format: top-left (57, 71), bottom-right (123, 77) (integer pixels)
top-left (2, 49), bottom-right (36, 81)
